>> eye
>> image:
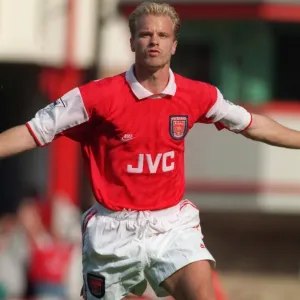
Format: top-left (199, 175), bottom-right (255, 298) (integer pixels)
top-left (159, 33), bottom-right (169, 38)
top-left (139, 32), bottom-right (151, 38)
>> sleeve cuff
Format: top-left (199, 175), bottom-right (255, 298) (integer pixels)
top-left (214, 113), bottom-right (253, 134)
top-left (239, 113), bottom-right (253, 133)
top-left (25, 122), bottom-right (44, 147)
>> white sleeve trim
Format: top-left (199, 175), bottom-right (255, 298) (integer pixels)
top-left (27, 88), bottom-right (89, 145)
top-left (206, 88), bottom-right (251, 132)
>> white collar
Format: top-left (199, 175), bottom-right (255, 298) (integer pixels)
top-left (125, 65), bottom-right (177, 99)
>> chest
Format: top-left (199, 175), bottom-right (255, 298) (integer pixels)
top-left (99, 97), bottom-right (198, 148)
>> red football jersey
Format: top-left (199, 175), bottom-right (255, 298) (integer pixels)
top-left (27, 66), bottom-right (251, 210)
top-left (28, 240), bottom-right (72, 284)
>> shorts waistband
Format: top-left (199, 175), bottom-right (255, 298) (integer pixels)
top-left (93, 201), bottom-right (189, 220)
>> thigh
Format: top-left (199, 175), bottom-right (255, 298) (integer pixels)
top-left (161, 260), bottom-right (216, 300)
top-left (146, 227), bottom-right (215, 299)
top-left (145, 201), bottom-right (216, 299)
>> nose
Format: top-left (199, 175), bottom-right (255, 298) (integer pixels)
top-left (149, 33), bottom-right (159, 46)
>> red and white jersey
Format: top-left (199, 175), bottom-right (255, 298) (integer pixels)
top-left (26, 66), bottom-right (251, 211)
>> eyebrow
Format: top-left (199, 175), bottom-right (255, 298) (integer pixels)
top-left (139, 30), bottom-right (152, 34)
top-left (138, 30), bottom-right (170, 36)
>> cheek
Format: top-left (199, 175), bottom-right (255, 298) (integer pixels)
top-left (135, 41), bottom-right (145, 53)
top-left (167, 44), bottom-right (175, 55)
top-left (131, 39), bottom-right (142, 52)
top-left (164, 41), bottom-right (176, 55)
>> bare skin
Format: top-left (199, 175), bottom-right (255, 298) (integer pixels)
top-left (0, 125), bottom-right (36, 158)
top-left (161, 261), bottom-right (216, 300)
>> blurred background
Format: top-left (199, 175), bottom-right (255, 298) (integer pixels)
top-left (1, 0), bottom-right (300, 299)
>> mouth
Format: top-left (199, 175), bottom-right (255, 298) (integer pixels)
top-left (148, 49), bottom-right (160, 56)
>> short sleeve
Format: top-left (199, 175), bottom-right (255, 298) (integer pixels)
top-left (199, 86), bottom-right (252, 133)
top-left (26, 86), bottom-right (92, 146)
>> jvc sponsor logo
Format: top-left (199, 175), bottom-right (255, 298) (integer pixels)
top-left (127, 151), bottom-right (175, 173)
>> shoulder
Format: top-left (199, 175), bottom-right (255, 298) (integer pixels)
top-left (174, 73), bottom-right (217, 100)
top-left (78, 73), bottom-right (127, 107)
top-left (80, 73), bottom-right (127, 94)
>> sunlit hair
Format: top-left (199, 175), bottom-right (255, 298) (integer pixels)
top-left (128, 1), bottom-right (181, 40)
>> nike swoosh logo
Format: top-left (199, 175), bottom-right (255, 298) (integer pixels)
top-left (121, 137), bottom-right (135, 142)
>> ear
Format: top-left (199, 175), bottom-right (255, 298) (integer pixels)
top-left (130, 37), bottom-right (135, 52)
top-left (171, 40), bottom-right (178, 55)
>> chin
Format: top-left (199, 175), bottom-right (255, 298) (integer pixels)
top-left (144, 60), bottom-right (168, 70)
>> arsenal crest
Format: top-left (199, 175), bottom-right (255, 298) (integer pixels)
top-left (87, 273), bottom-right (105, 298)
top-left (169, 115), bottom-right (188, 140)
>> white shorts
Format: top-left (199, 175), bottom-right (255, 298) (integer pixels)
top-left (81, 200), bottom-right (215, 300)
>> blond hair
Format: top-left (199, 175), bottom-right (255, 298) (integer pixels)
top-left (128, 1), bottom-right (181, 40)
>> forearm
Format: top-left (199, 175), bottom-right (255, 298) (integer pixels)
top-left (242, 113), bottom-right (300, 149)
top-left (0, 125), bottom-right (37, 158)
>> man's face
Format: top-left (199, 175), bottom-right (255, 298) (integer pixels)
top-left (130, 14), bottom-right (177, 70)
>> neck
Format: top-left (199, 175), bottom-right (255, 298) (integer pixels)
top-left (134, 63), bottom-right (170, 94)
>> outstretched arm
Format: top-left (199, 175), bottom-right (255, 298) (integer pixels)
top-left (0, 83), bottom-right (98, 159)
top-left (242, 113), bottom-right (300, 149)
top-left (0, 125), bottom-right (37, 158)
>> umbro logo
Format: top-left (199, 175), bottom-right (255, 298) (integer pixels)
top-left (121, 134), bottom-right (135, 142)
